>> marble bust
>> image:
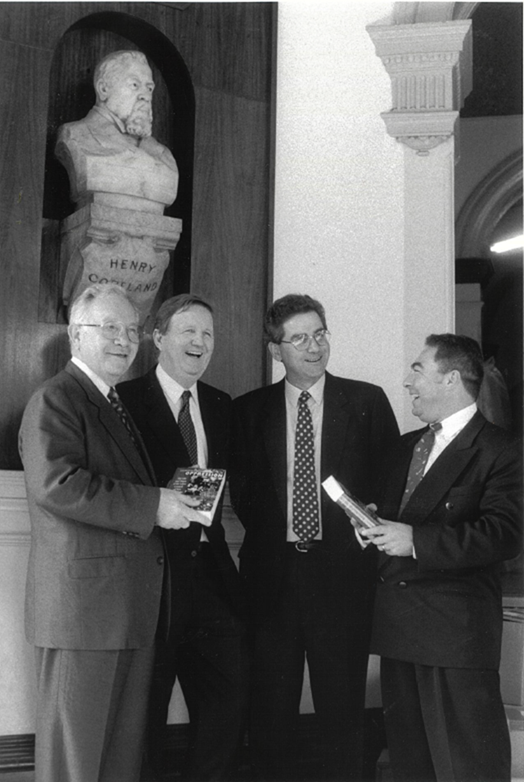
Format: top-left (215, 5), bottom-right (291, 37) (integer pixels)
top-left (56, 50), bottom-right (179, 213)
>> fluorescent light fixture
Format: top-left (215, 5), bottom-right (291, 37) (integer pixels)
top-left (490, 235), bottom-right (524, 254)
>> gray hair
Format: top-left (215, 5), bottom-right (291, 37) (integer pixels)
top-left (94, 50), bottom-right (150, 101)
top-left (68, 284), bottom-right (138, 343)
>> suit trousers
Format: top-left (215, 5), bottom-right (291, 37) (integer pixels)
top-left (148, 543), bottom-right (248, 781)
top-left (381, 657), bottom-right (511, 782)
top-left (34, 645), bottom-right (155, 782)
top-left (249, 544), bottom-right (370, 782)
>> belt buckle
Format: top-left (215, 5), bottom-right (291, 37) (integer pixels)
top-left (295, 541), bottom-right (309, 553)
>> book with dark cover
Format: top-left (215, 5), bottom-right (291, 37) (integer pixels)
top-left (322, 475), bottom-right (381, 529)
top-left (168, 467), bottom-right (227, 520)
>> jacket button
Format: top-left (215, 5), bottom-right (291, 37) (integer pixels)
top-left (398, 581), bottom-right (407, 589)
top-left (445, 502), bottom-right (454, 510)
top-left (378, 576), bottom-right (385, 583)
top-left (191, 550), bottom-right (198, 558)
top-left (157, 556), bottom-right (164, 565)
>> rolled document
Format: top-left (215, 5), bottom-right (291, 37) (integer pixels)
top-left (322, 475), bottom-right (381, 529)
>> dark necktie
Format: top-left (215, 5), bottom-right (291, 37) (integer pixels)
top-left (178, 390), bottom-right (198, 466)
top-left (107, 387), bottom-right (140, 450)
top-left (399, 422), bottom-right (442, 513)
top-left (292, 391), bottom-right (320, 541)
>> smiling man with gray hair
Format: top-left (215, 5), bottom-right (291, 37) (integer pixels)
top-left (19, 284), bottom-right (208, 782)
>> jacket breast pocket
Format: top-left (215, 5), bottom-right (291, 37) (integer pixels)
top-left (68, 556), bottom-right (127, 579)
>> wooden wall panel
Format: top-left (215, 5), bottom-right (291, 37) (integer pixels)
top-left (0, 39), bottom-right (67, 470)
top-left (0, 2), bottom-right (276, 469)
top-left (191, 87), bottom-right (271, 397)
top-left (163, 2), bottom-right (274, 100)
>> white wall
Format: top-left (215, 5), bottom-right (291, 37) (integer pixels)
top-left (272, 1), bottom-right (407, 426)
top-left (0, 472), bottom-right (36, 734)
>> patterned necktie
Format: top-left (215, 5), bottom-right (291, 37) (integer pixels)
top-left (107, 387), bottom-right (140, 450)
top-left (292, 391), bottom-right (320, 541)
top-left (399, 422), bottom-right (442, 513)
top-left (178, 390), bottom-right (198, 466)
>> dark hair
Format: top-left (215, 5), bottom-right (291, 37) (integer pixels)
top-left (264, 294), bottom-right (327, 344)
top-left (425, 333), bottom-right (484, 399)
top-left (153, 294), bottom-right (213, 336)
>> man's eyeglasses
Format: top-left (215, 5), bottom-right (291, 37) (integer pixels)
top-left (77, 322), bottom-right (143, 343)
top-left (280, 329), bottom-right (330, 351)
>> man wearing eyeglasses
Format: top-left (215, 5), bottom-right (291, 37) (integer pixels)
top-left (229, 293), bottom-right (400, 781)
top-left (19, 284), bottom-right (209, 782)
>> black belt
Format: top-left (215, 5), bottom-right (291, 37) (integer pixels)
top-left (287, 540), bottom-right (323, 553)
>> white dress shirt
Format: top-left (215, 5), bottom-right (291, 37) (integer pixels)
top-left (424, 402), bottom-right (477, 474)
top-left (155, 364), bottom-right (208, 468)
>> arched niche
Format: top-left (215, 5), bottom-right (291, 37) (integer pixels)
top-left (39, 11), bottom-right (195, 326)
top-left (456, 150), bottom-right (523, 258)
top-left (456, 152), bottom-right (523, 434)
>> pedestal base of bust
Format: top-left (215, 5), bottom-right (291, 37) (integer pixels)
top-left (61, 196), bottom-right (182, 324)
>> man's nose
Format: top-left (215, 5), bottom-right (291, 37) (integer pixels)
top-left (403, 373), bottom-right (413, 387)
top-left (113, 325), bottom-right (130, 345)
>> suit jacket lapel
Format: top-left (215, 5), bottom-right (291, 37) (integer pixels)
top-left (400, 412), bottom-right (486, 525)
top-left (198, 382), bottom-right (222, 469)
top-left (379, 432), bottom-right (417, 519)
top-left (320, 372), bottom-right (353, 481)
top-left (263, 380), bottom-right (288, 520)
top-left (65, 362), bottom-right (154, 485)
top-left (141, 368), bottom-right (190, 466)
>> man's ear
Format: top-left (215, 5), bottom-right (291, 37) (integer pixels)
top-left (69, 323), bottom-right (80, 344)
top-left (96, 79), bottom-right (108, 101)
top-left (268, 342), bottom-right (283, 363)
top-left (445, 369), bottom-right (461, 389)
top-left (152, 329), bottom-right (163, 351)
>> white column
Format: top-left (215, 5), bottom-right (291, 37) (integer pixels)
top-left (272, 2), bottom-right (408, 422)
top-left (368, 20), bottom-right (472, 428)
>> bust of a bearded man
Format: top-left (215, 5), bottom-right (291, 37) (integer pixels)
top-left (56, 50), bottom-right (178, 213)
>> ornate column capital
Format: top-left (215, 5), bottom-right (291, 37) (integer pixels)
top-left (368, 20), bottom-right (472, 154)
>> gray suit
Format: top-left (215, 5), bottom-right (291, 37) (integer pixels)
top-left (20, 361), bottom-right (164, 782)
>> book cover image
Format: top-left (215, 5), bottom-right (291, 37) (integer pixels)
top-left (168, 467), bottom-right (226, 519)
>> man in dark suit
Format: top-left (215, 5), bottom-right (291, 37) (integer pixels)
top-left (19, 284), bottom-right (209, 782)
top-left (360, 334), bottom-right (522, 782)
top-left (118, 294), bottom-right (248, 781)
top-left (229, 293), bottom-right (400, 781)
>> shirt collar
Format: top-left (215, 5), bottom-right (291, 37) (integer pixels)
top-left (156, 363), bottom-right (199, 405)
top-left (285, 373), bottom-right (326, 407)
top-left (437, 402), bottom-right (477, 439)
top-left (71, 356), bottom-right (111, 398)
